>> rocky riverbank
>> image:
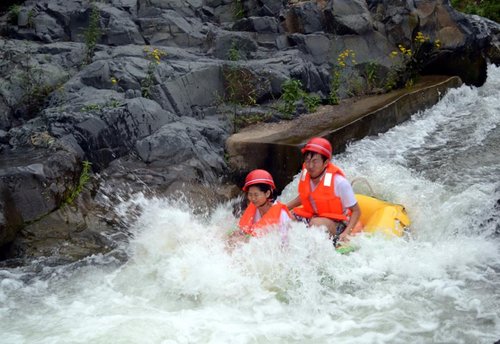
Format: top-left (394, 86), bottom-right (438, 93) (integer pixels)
top-left (0, 0), bottom-right (499, 263)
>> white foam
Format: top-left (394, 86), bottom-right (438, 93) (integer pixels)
top-left (1, 65), bottom-right (500, 343)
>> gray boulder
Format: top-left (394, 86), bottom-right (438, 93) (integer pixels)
top-left (100, 5), bottom-right (145, 46)
top-left (0, 147), bottom-right (80, 249)
top-left (324, 0), bottom-right (374, 35)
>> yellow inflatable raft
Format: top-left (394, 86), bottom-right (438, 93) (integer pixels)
top-left (355, 194), bottom-right (411, 237)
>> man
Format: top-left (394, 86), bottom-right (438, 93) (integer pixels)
top-left (286, 137), bottom-right (361, 243)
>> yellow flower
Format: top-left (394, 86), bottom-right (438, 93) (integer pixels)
top-left (415, 32), bottom-right (429, 44)
top-left (390, 51), bottom-right (399, 58)
top-left (111, 77), bottom-right (117, 84)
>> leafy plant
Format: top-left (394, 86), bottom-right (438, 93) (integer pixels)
top-left (107, 98), bottom-right (121, 108)
top-left (141, 47), bottom-right (167, 98)
top-left (303, 94), bottom-right (321, 112)
top-left (386, 31), bottom-right (440, 90)
top-left (7, 5), bottom-right (21, 25)
top-left (451, 0), bottom-right (499, 23)
top-left (81, 98), bottom-right (122, 112)
top-left (384, 68), bottom-right (398, 92)
top-left (278, 78), bottom-right (320, 116)
top-left (222, 43), bottom-right (263, 106)
top-left (279, 79), bottom-right (303, 115)
top-left (65, 160), bottom-right (92, 205)
top-left (347, 77), bottom-right (364, 97)
top-left (328, 67), bottom-right (341, 105)
top-left (228, 41), bottom-right (241, 61)
top-left (328, 49), bottom-right (356, 104)
top-left (223, 65), bottom-right (258, 106)
top-left (363, 61), bottom-right (379, 93)
top-left (11, 47), bottom-right (61, 117)
top-left (81, 103), bottom-right (102, 111)
top-left (233, 0), bottom-right (245, 19)
top-left (83, 3), bottom-right (101, 65)
top-left (27, 9), bottom-right (35, 28)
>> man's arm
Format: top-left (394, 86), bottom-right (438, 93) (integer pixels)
top-left (340, 203), bottom-right (361, 240)
top-left (286, 196), bottom-right (302, 210)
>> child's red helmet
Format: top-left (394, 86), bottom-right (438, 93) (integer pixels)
top-left (243, 169), bottom-right (276, 191)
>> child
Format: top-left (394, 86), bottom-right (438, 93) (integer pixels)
top-left (229, 169), bottom-right (292, 244)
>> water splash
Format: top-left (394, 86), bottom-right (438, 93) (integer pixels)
top-left (1, 66), bottom-right (500, 343)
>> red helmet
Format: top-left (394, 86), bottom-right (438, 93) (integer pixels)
top-left (243, 169), bottom-right (276, 191)
top-left (301, 137), bottom-right (332, 159)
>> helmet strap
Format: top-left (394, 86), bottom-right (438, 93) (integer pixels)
top-left (311, 165), bottom-right (328, 183)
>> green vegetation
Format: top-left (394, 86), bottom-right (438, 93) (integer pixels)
top-left (21, 73), bottom-right (56, 114)
top-left (223, 65), bottom-right (258, 106)
top-left (14, 48), bottom-right (62, 116)
top-left (107, 98), bottom-right (121, 108)
top-left (328, 67), bottom-right (341, 105)
top-left (233, 112), bottom-right (271, 131)
top-left (326, 38), bottom-right (439, 104)
top-left (83, 3), bottom-right (101, 65)
top-left (451, 0), bottom-right (499, 23)
top-left (227, 41), bottom-right (241, 62)
top-left (279, 79), bottom-right (320, 117)
top-left (384, 68), bottom-right (398, 92)
top-left (81, 103), bottom-right (102, 111)
top-left (141, 47), bottom-right (166, 98)
top-left (27, 9), bottom-right (35, 28)
top-left (7, 4), bottom-right (21, 25)
top-left (222, 42), bottom-right (261, 106)
top-left (303, 93), bottom-right (321, 113)
top-left (279, 79), bottom-right (304, 116)
top-left (81, 98), bottom-right (122, 112)
top-left (363, 61), bottom-right (379, 92)
top-left (233, 0), bottom-right (244, 19)
top-left (65, 160), bottom-right (92, 205)
top-left (328, 49), bottom-right (356, 104)
top-left (387, 31), bottom-right (440, 90)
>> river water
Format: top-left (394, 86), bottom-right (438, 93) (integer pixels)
top-left (1, 65), bottom-right (499, 344)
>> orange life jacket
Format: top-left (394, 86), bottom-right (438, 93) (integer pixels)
top-left (293, 162), bottom-right (349, 221)
top-left (238, 201), bottom-right (291, 237)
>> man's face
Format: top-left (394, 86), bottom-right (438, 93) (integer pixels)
top-left (304, 152), bottom-right (328, 179)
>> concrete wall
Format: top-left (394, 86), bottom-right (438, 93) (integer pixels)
top-left (226, 75), bottom-right (462, 191)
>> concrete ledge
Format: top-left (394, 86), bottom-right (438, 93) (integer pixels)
top-left (226, 75), bottom-right (462, 190)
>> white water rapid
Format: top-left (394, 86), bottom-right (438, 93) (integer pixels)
top-left (1, 66), bottom-right (499, 344)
